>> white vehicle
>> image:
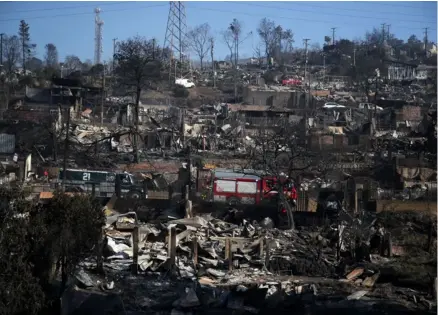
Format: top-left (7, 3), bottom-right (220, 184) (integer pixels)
top-left (359, 103), bottom-right (383, 111)
top-left (175, 78), bottom-right (195, 88)
top-left (323, 102), bottom-right (345, 109)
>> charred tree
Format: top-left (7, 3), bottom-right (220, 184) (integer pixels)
top-left (187, 23), bottom-right (211, 70)
top-left (114, 36), bottom-right (164, 162)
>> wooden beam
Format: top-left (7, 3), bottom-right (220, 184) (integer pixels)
top-left (168, 226), bottom-right (177, 270)
top-left (193, 236), bottom-right (198, 267)
top-left (132, 225), bottom-right (139, 275)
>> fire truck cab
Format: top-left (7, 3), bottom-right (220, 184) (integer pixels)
top-left (262, 175), bottom-right (297, 200)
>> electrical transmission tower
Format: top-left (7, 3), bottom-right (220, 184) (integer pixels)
top-left (94, 8), bottom-right (104, 65)
top-left (164, 1), bottom-right (188, 82)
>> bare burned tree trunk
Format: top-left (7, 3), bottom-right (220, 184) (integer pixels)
top-left (134, 87), bottom-right (141, 163)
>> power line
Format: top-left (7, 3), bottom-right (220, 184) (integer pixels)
top-left (4, 0), bottom-right (431, 20)
top-left (0, 2), bottom-right (126, 15)
top-left (0, 3), bottom-right (167, 23)
top-left (188, 4), bottom-right (436, 32)
top-left (280, 2), bottom-right (433, 18)
top-left (0, 2), bottom-right (435, 34)
top-left (374, 2), bottom-right (434, 9)
top-left (232, 2), bottom-right (436, 25)
top-left (2, 0), bottom-right (430, 20)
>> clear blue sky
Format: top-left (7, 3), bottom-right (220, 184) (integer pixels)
top-left (0, 1), bottom-right (436, 62)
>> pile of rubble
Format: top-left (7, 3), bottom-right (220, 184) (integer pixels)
top-left (103, 215), bottom-right (342, 279)
top-left (67, 211), bottom-right (436, 314)
top-left (99, 215), bottom-right (344, 314)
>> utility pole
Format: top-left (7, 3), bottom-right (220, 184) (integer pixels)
top-left (308, 70), bottom-right (312, 109)
top-left (0, 33), bottom-right (4, 66)
top-left (62, 106), bottom-right (71, 191)
top-left (112, 38), bottom-right (117, 73)
top-left (214, 110), bottom-right (218, 150)
top-left (210, 37), bottom-right (216, 88)
top-left (180, 107), bottom-right (185, 149)
top-left (101, 62), bottom-right (105, 125)
top-left (152, 38), bottom-right (156, 60)
top-left (234, 31), bottom-right (239, 102)
top-left (22, 36), bottom-right (26, 73)
top-left (330, 28), bottom-right (336, 45)
top-left (353, 47), bottom-right (356, 67)
top-left (303, 38), bottom-right (310, 108)
top-left (424, 27), bottom-right (429, 55)
top-left (323, 53), bottom-right (326, 82)
top-left (386, 24), bottom-right (391, 40)
top-left (381, 23), bottom-right (386, 43)
top-left (231, 25), bottom-right (251, 102)
top-left (303, 38), bottom-right (310, 81)
top-left (374, 68), bottom-right (380, 130)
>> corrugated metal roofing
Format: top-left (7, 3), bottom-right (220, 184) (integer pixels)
top-left (0, 134), bottom-right (15, 154)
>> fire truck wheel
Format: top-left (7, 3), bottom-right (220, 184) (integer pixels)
top-left (227, 197), bottom-right (241, 206)
top-left (127, 191), bottom-right (141, 199)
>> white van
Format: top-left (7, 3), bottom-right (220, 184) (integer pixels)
top-left (175, 78), bottom-right (195, 88)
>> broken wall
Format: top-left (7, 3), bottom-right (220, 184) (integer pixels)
top-left (243, 88), bottom-right (307, 108)
top-left (308, 133), bottom-right (351, 151)
top-left (400, 105), bottom-right (422, 121)
top-left (3, 108), bottom-right (66, 123)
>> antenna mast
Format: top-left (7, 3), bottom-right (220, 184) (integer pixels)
top-left (164, 1), bottom-right (188, 82)
top-left (94, 8), bottom-right (104, 65)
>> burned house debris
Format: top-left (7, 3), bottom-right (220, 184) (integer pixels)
top-left (60, 206), bottom-right (435, 315)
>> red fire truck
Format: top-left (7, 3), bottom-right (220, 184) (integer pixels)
top-left (199, 169), bottom-right (297, 206)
